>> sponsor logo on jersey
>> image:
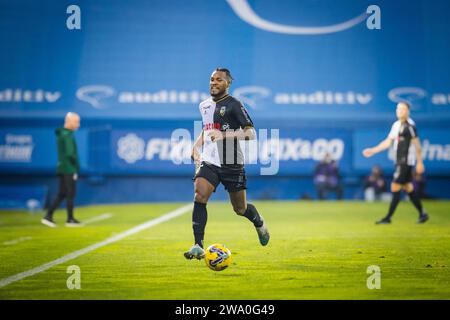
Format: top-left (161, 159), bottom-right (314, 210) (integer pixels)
top-left (203, 123), bottom-right (221, 130)
top-left (202, 105), bottom-right (211, 114)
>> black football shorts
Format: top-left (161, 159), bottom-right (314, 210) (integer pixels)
top-left (393, 164), bottom-right (413, 184)
top-left (194, 161), bottom-right (247, 192)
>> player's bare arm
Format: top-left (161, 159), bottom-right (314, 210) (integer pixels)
top-left (208, 126), bottom-right (256, 142)
top-left (191, 130), bottom-right (204, 163)
top-left (362, 137), bottom-right (393, 158)
top-left (227, 126), bottom-right (256, 140)
top-left (412, 137), bottom-right (425, 174)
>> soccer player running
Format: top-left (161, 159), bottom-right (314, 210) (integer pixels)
top-left (184, 68), bottom-right (270, 260)
top-left (362, 102), bottom-right (429, 224)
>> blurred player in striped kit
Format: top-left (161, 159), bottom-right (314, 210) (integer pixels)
top-left (363, 102), bottom-right (429, 224)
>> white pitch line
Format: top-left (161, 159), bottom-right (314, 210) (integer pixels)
top-left (3, 236), bottom-right (33, 246)
top-left (0, 203), bottom-right (192, 289)
top-left (83, 213), bottom-right (113, 225)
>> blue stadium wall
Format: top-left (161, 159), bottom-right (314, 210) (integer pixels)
top-left (1, 0), bottom-right (450, 206)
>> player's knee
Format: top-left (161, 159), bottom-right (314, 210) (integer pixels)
top-left (233, 205), bottom-right (246, 216)
top-left (194, 192), bottom-right (208, 204)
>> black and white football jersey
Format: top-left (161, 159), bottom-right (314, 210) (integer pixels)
top-left (388, 118), bottom-right (418, 166)
top-left (199, 95), bottom-right (253, 167)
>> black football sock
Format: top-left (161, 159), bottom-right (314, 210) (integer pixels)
top-left (386, 191), bottom-right (401, 219)
top-left (192, 201), bottom-right (207, 248)
top-left (243, 203), bottom-right (263, 228)
top-left (408, 191), bottom-right (425, 217)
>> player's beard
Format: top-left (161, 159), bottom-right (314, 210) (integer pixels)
top-left (210, 87), bottom-right (226, 99)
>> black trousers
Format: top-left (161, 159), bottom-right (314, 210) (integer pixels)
top-left (46, 174), bottom-right (77, 220)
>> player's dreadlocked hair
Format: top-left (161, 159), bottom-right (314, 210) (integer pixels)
top-left (215, 67), bottom-right (234, 85)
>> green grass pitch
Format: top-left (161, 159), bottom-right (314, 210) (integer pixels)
top-left (0, 201), bottom-right (449, 299)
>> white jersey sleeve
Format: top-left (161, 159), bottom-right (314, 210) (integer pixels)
top-left (388, 121), bottom-right (399, 140)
